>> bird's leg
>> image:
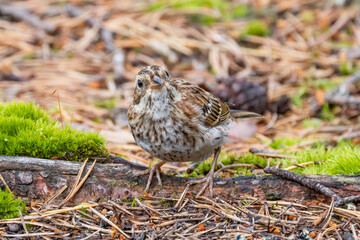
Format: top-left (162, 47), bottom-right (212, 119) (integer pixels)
top-left (135, 161), bottom-right (166, 193)
top-left (187, 147), bottom-right (221, 198)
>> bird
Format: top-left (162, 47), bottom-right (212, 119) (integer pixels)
top-left (127, 65), bottom-right (263, 197)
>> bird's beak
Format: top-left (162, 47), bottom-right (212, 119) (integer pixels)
top-left (152, 75), bottom-right (162, 85)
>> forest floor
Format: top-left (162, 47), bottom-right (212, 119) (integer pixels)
top-left (1, 0), bottom-right (360, 239)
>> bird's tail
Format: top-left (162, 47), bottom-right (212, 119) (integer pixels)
top-left (230, 110), bottom-right (264, 120)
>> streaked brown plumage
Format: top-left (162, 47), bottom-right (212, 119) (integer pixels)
top-left (128, 65), bottom-right (263, 197)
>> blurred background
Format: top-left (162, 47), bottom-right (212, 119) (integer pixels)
top-left (1, 0), bottom-right (360, 171)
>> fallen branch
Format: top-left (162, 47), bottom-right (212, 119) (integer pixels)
top-left (264, 167), bottom-right (360, 207)
top-left (0, 155), bottom-right (359, 206)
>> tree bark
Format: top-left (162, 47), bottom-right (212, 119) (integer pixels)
top-left (0, 155), bottom-right (359, 205)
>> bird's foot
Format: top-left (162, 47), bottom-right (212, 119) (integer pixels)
top-left (187, 170), bottom-right (215, 198)
top-left (135, 161), bottom-right (166, 193)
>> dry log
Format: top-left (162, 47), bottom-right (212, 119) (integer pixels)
top-left (0, 155), bottom-right (359, 206)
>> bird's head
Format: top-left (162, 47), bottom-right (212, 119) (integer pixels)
top-left (133, 65), bottom-right (171, 102)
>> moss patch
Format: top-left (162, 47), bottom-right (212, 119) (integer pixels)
top-left (185, 141), bottom-right (360, 177)
top-left (0, 189), bottom-right (27, 219)
top-left (0, 101), bottom-right (108, 161)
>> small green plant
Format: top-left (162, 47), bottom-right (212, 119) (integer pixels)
top-left (0, 101), bottom-right (108, 161)
top-left (291, 86), bottom-right (307, 107)
top-left (242, 20), bottom-right (270, 36)
top-left (320, 102), bottom-right (335, 121)
top-left (0, 190), bottom-right (27, 219)
top-left (161, 198), bottom-right (171, 207)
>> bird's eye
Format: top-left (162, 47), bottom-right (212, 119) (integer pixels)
top-left (164, 70), bottom-right (170, 78)
top-left (137, 80), bottom-right (143, 88)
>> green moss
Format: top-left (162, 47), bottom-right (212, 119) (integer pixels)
top-left (291, 86), bottom-right (307, 107)
top-left (186, 141), bottom-right (360, 177)
top-left (95, 98), bottom-right (117, 109)
top-left (23, 52), bottom-right (36, 60)
top-left (243, 20), bottom-right (270, 36)
top-left (265, 193), bottom-right (282, 201)
top-left (320, 102), bottom-right (335, 121)
top-left (302, 118), bottom-right (322, 129)
top-left (0, 190), bottom-right (27, 219)
top-left (307, 78), bottom-right (338, 91)
top-left (0, 101), bottom-right (108, 161)
top-left (270, 137), bottom-right (301, 149)
top-left (339, 62), bottom-right (355, 75)
top-left (232, 5), bottom-right (250, 18)
top-left (300, 10), bottom-right (315, 22)
top-left (190, 14), bottom-right (217, 26)
top-left (147, 0), bottom-right (251, 25)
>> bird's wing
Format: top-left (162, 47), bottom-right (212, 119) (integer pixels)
top-left (172, 79), bottom-right (230, 127)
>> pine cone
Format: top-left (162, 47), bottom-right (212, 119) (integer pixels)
top-left (213, 77), bottom-right (268, 114)
top-left (268, 95), bottom-right (291, 114)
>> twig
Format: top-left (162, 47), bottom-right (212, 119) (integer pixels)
top-left (284, 161), bottom-right (321, 171)
top-left (340, 130), bottom-right (360, 140)
top-left (80, 229), bottom-right (101, 240)
top-left (0, 172), bottom-right (12, 196)
top-left (65, 4), bottom-right (116, 52)
top-left (334, 196), bottom-right (360, 207)
top-left (174, 184), bottom-right (189, 209)
top-left (215, 163), bottom-right (256, 176)
top-left (51, 90), bottom-right (63, 128)
top-left (326, 96), bottom-right (360, 110)
top-left (329, 70), bottom-right (360, 96)
top-left (310, 10), bottom-right (354, 47)
top-left (19, 210), bottom-right (28, 237)
top-left (0, 5), bottom-right (57, 34)
top-left (108, 200), bottom-right (134, 216)
top-left (59, 159), bottom-right (88, 207)
top-left (249, 148), bottom-right (290, 159)
top-left (89, 207), bottom-right (130, 238)
top-left (59, 159), bottom-right (96, 207)
top-left (135, 198), bottom-right (164, 216)
top-left (323, 70), bottom-right (360, 111)
top-left (2, 232), bottom-right (59, 237)
top-left (351, 224), bottom-right (359, 240)
top-left (44, 185), bottom-right (67, 205)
